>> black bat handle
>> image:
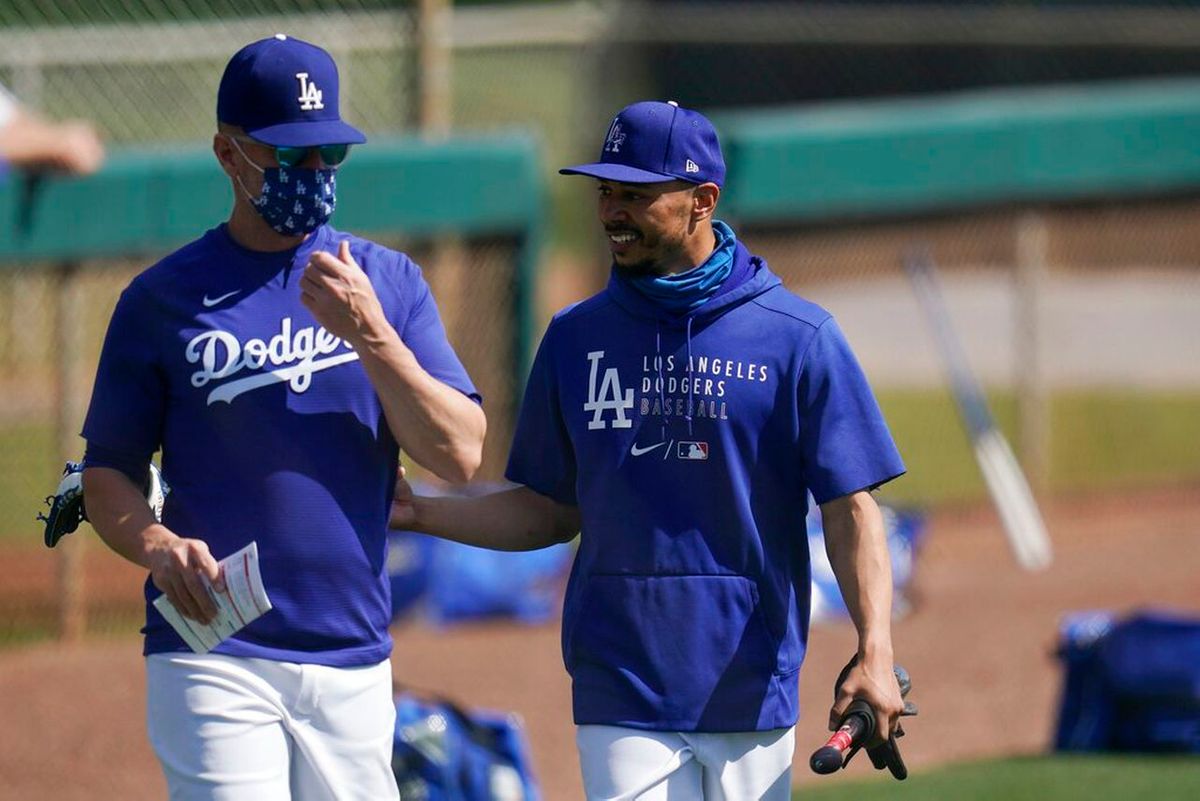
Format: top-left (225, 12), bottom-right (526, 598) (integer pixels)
top-left (809, 699), bottom-right (875, 774)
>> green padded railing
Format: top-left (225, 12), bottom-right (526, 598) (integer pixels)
top-left (714, 77), bottom-right (1200, 224)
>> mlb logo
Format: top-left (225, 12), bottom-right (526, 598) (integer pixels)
top-left (678, 441), bottom-right (709, 461)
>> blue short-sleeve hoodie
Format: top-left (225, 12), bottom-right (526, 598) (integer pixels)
top-left (507, 236), bottom-right (904, 732)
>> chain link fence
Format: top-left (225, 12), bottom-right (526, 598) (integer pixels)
top-left (618, 0), bottom-right (1200, 107)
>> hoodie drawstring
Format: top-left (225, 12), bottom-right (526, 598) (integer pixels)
top-left (655, 317), bottom-right (696, 441)
top-left (655, 322), bottom-right (667, 442)
top-left (684, 316), bottom-right (695, 437)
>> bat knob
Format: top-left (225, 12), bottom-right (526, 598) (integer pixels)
top-left (810, 746), bottom-right (844, 774)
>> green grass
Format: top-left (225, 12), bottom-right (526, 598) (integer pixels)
top-left (0, 422), bottom-right (57, 543)
top-left (875, 388), bottom-right (1200, 507)
top-left (876, 388), bottom-right (1017, 506)
top-left (1053, 390), bottom-right (1200, 492)
top-left (794, 754), bottom-right (1200, 800)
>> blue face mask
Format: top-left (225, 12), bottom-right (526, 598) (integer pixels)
top-left (229, 136), bottom-right (337, 236)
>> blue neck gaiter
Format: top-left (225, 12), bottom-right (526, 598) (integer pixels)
top-left (626, 220), bottom-right (737, 314)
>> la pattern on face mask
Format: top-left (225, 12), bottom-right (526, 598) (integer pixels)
top-left (228, 135), bottom-right (337, 235)
top-left (252, 166), bottom-right (337, 235)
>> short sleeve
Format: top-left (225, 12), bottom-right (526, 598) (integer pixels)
top-left (798, 318), bottom-right (905, 504)
top-left (399, 275), bottom-right (481, 403)
top-left (504, 327), bottom-right (578, 505)
top-left (81, 283), bottom-right (166, 465)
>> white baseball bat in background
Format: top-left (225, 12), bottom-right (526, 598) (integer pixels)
top-left (903, 249), bottom-right (1053, 572)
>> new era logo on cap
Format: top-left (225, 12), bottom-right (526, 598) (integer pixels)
top-left (217, 34), bottom-right (365, 148)
top-left (559, 100), bottom-right (726, 187)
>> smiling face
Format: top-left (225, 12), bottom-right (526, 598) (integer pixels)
top-left (597, 179), bottom-right (720, 277)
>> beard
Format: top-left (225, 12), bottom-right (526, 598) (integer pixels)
top-left (607, 224), bottom-right (678, 278)
top-left (612, 257), bottom-right (664, 278)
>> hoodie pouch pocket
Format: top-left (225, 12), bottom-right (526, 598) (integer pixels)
top-left (565, 573), bottom-right (780, 723)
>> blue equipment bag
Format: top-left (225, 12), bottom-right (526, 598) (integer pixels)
top-left (387, 481), bottom-right (573, 626)
top-left (387, 530), bottom-right (572, 626)
top-left (393, 691), bottom-right (541, 801)
top-left (1055, 609), bottom-right (1200, 753)
top-left (426, 538), bottom-right (572, 626)
top-left (808, 498), bottom-right (926, 622)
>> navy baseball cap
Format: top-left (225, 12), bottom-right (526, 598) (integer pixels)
top-left (560, 100), bottom-right (725, 187)
top-left (217, 34), bottom-right (366, 147)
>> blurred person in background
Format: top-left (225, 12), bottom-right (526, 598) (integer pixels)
top-left (79, 34), bottom-right (484, 800)
top-left (0, 82), bottom-right (104, 175)
top-left (391, 100), bottom-right (906, 800)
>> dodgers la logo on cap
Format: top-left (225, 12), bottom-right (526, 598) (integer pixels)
top-left (560, 100), bottom-right (725, 187)
top-left (217, 34), bottom-right (366, 148)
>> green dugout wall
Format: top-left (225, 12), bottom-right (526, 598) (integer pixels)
top-left (714, 77), bottom-right (1200, 224)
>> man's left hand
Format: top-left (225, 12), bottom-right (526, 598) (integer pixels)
top-left (301, 239), bottom-right (387, 342)
top-left (829, 655), bottom-right (905, 747)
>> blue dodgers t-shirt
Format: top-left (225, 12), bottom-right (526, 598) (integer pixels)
top-left (507, 242), bottom-right (904, 732)
top-left (83, 224), bottom-right (478, 666)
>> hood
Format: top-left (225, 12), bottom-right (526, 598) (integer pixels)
top-left (607, 240), bottom-right (783, 441)
top-left (605, 239), bottom-right (781, 327)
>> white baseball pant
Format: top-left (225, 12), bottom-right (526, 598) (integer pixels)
top-left (146, 652), bottom-right (399, 801)
top-left (576, 723), bottom-right (795, 801)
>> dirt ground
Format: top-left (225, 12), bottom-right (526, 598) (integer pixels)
top-left (1, 485), bottom-right (1198, 800)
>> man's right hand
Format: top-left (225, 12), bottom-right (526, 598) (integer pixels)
top-left (389, 466), bottom-right (417, 530)
top-left (145, 529), bottom-right (224, 624)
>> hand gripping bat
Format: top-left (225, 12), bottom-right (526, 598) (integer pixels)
top-left (809, 657), bottom-right (918, 780)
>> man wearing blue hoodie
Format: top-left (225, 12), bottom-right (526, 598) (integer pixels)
top-left (392, 100), bottom-right (906, 800)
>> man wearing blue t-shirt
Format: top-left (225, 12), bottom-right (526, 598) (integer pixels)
top-left (391, 100), bottom-right (906, 800)
top-left (80, 35), bottom-right (485, 800)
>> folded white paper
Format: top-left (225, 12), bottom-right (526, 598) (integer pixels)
top-left (152, 541), bottom-right (272, 654)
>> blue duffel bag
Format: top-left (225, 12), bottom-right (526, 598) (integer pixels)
top-left (1055, 609), bottom-right (1200, 753)
top-left (392, 690), bottom-right (541, 801)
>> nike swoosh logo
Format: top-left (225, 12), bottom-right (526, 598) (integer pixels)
top-left (630, 441), bottom-right (667, 457)
top-left (202, 290), bottom-right (241, 307)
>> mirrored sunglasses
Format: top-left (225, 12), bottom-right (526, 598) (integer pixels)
top-left (274, 143), bottom-right (351, 168)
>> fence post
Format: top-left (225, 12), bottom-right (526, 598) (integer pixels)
top-left (417, 0), bottom-right (452, 137)
top-left (53, 259), bottom-right (87, 642)
top-left (1015, 212), bottom-right (1050, 492)
top-left (416, 0), bottom-right (463, 337)
top-left (416, 0), bottom-right (481, 471)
